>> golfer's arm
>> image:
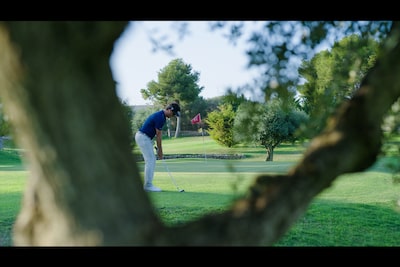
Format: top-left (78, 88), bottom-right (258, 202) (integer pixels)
top-left (155, 129), bottom-right (163, 156)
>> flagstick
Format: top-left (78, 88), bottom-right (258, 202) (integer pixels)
top-left (201, 125), bottom-right (207, 163)
top-left (191, 113), bottom-right (206, 163)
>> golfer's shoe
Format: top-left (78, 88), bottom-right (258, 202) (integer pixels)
top-left (144, 185), bottom-right (162, 192)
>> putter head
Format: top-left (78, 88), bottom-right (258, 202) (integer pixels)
top-left (179, 189), bottom-right (185, 192)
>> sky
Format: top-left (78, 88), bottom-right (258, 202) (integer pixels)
top-left (110, 21), bottom-right (262, 106)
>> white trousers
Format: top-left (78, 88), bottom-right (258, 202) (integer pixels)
top-left (135, 131), bottom-right (156, 187)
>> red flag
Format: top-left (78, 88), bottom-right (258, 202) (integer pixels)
top-left (191, 113), bottom-right (201, 124)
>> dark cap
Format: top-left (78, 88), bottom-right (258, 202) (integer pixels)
top-left (168, 103), bottom-right (181, 117)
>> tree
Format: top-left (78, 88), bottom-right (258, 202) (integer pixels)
top-left (131, 106), bottom-right (158, 135)
top-left (297, 34), bottom-right (380, 137)
top-left (0, 21), bottom-right (399, 246)
top-left (0, 97), bottom-right (11, 138)
top-left (234, 99), bottom-right (308, 161)
top-left (220, 89), bottom-right (249, 112)
top-left (205, 103), bottom-right (237, 147)
top-left (119, 98), bottom-right (135, 150)
top-left (140, 58), bottom-right (204, 137)
top-left (0, 109), bottom-right (11, 138)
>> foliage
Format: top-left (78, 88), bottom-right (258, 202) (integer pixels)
top-left (209, 21), bottom-right (391, 103)
top-left (0, 106), bottom-right (11, 137)
top-left (184, 96), bottom-right (207, 131)
top-left (297, 34), bottom-right (380, 137)
top-left (140, 58), bottom-right (203, 114)
top-left (204, 96), bottom-right (223, 112)
top-left (220, 89), bottom-right (249, 112)
top-left (232, 101), bottom-right (263, 145)
top-left (234, 99), bottom-right (308, 161)
top-left (205, 103), bottom-right (238, 147)
top-left (131, 106), bottom-right (158, 135)
top-left (381, 108), bottom-right (400, 183)
top-left (119, 98), bottom-right (135, 148)
top-left (119, 98), bottom-right (134, 122)
top-left (140, 58), bottom-right (205, 137)
top-left (0, 118), bottom-right (10, 138)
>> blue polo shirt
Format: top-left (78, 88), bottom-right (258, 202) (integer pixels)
top-left (139, 110), bottom-right (166, 139)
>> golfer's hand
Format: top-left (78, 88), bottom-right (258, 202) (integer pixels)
top-left (157, 150), bottom-right (163, 160)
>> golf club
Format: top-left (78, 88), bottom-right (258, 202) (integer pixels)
top-left (155, 147), bottom-right (185, 192)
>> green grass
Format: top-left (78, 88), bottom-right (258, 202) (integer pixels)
top-left (1, 136), bottom-right (400, 246)
top-left (276, 171), bottom-right (400, 246)
top-left (0, 149), bottom-right (26, 246)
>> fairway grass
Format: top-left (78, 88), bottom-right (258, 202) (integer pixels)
top-left (0, 170), bottom-right (27, 246)
top-left (1, 136), bottom-right (400, 246)
top-left (276, 171), bottom-right (400, 246)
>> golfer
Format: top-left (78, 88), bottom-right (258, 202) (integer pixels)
top-left (135, 102), bottom-right (181, 192)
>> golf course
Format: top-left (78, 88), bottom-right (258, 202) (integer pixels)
top-left (1, 135), bottom-right (400, 246)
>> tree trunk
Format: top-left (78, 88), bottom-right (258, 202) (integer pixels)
top-left (0, 22), bottom-right (163, 245)
top-left (174, 116), bottom-right (181, 138)
top-left (167, 119), bottom-right (171, 138)
top-left (265, 146), bottom-right (273, 161)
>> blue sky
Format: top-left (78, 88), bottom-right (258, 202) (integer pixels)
top-left (110, 21), bottom-right (262, 106)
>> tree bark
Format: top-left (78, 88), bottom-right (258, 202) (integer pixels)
top-left (174, 116), bottom-right (181, 138)
top-left (0, 22), bottom-right (164, 245)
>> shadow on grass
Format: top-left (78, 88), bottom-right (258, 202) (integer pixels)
top-left (149, 191), bottom-right (400, 246)
top-left (2, 189), bottom-right (400, 246)
top-left (148, 191), bottom-right (400, 247)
